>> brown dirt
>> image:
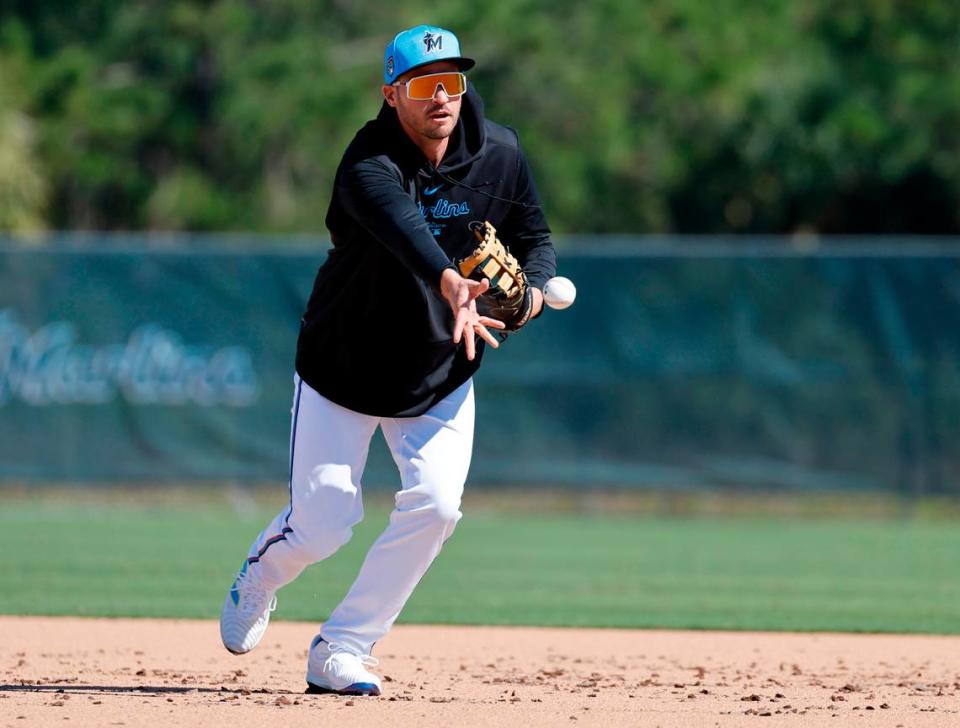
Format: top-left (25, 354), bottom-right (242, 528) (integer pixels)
top-left (2, 617), bottom-right (959, 727)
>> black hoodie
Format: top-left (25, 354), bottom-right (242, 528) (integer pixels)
top-left (295, 85), bottom-right (557, 417)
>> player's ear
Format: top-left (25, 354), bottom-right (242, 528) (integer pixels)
top-left (383, 85), bottom-right (399, 108)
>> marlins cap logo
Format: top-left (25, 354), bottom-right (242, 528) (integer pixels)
top-left (423, 31), bottom-right (442, 53)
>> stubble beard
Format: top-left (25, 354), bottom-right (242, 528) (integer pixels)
top-left (418, 108), bottom-right (458, 140)
top-left (422, 125), bottom-right (453, 140)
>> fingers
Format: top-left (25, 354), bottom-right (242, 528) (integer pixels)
top-left (445, 272), bottom-right (476, 310)
top-left (462, 277), bottom-right (490, 302)
top-left (452, 308), bottom-right (467, 345)
top-left (454, 277), bottom-right (488, 301)
top-left (478, 315), bottom-right (506, 330)
top-left (448, 276), bottom-right (501, 359)
top-left (464, 317), bottom-right (506, 357)
top-left (452, 312), bottom-right (501, 358)
top-left (464, 320), bottom-right (476, 360)
top-left (474, 322), bottom-right (500, 348)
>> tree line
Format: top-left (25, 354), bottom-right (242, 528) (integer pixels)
top-left (1, 0), bottom-right (958, 236)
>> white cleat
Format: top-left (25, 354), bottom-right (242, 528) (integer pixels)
top-left (305, 637), bottom-right (382, 696)
top-left (219, 561), bottom-right (277, 655)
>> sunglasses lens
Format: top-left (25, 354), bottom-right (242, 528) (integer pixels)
top-left (406, 72), bottom-right (466, 100)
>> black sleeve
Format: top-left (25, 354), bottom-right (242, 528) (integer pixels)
top-left (498, 147), bottom-right (557, 291)
top-left (337, 159), bottom-right (455, 285)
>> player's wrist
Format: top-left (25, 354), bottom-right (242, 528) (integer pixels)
top-left (438, 266), bottom-right (461, 298)
top-left (530, 288), bottom-right (544, 319)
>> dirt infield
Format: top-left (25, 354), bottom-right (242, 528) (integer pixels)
top-left (2, 617), bottom-right (959, 727)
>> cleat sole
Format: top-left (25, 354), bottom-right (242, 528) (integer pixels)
top-left (305, 681), bottom-right (381, 696)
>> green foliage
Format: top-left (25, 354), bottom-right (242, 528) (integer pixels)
top-left (2, 499), bottom-right (960, 633)
top-left (1, 0), bottom-right (958, 233)
top-left (0, 32), bottom-right (47, 232)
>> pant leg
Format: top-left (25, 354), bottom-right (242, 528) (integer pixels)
top-left (320, 379), bottom-right (475, 654)
top-left (244, 374), bottom-right (380, 588)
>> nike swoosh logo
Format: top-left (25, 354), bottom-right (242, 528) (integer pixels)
top-left (424, 185), bottom-right (442, 195)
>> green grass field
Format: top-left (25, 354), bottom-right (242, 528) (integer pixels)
top-left (2, 494), bottom-right (959, 634)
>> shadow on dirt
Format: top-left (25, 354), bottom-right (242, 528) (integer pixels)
top-left (0, 684), bottom-right (293, 696)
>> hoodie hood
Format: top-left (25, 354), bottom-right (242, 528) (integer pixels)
top-left (375, 83), bottom-right (487, 175)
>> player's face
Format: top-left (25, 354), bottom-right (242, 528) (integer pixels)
top-left (383, 61), bottom-right (463, 141)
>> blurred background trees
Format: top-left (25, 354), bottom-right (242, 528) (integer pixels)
top-left (0, 0), bottom-right (957, 235)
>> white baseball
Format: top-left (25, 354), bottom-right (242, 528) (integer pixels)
top-left (543, 276), bottom-right (576, 310)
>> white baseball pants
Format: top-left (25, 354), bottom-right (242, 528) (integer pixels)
top-left (244, 374), bottom-right (474, 655)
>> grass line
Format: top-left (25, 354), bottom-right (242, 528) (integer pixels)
top-left (1, 501), bottom-right (958, 633)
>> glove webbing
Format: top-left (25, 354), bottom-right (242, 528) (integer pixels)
top-left (458, 225), bottom-right (523, 296)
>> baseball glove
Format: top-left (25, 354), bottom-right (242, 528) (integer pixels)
top-left (457, 221), bottom-right (534, 331)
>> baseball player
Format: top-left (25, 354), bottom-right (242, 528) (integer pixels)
top-left (219, 24), bottom-right (557, 696)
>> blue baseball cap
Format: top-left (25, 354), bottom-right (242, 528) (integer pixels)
top-left (383, 25), bottom-right (475, 84)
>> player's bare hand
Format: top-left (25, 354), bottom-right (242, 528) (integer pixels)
top-left (440, 269), bottom-right (505, 360)
top-left (474, 315), bottom-right (505, 346)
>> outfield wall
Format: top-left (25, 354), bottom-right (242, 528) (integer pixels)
top-left (1, 235), bottom-right (958, 493)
